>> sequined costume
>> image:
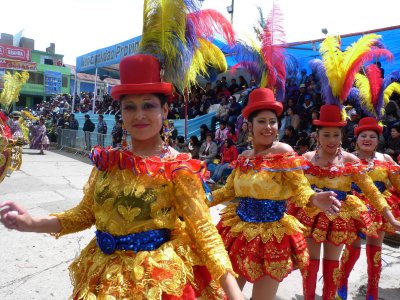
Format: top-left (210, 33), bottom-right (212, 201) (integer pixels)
top-left (50, 146), bottom-right (233, 300)
top-left (293, 161), bottom-right (390, 246)
top-left (352, 159), bottom-right (400, 233)
top-left (209, 152), bottom-right (315, 283)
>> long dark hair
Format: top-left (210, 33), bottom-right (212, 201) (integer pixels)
top-left (189, 135), bottom-right (200, 146)
top-left (225, 138), bottom-right (235, 148)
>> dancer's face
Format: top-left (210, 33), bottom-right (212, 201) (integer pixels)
top-left (356, 130), bottom-right (378, 153)
top-left (317, 127), bottom-right (342, 155)
top-left (121, 93), bottom-right (168, 141)
top-left (251, 110), bottom-right (278, 147)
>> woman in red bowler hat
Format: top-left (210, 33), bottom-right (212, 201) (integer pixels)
top-left (336, 117), bottom-right (400, 300)
top-left (0, 1), bottom-right (245, 299)
top-left (293, 105), bottom-right (400, 300)
top-left (0, 53), bottom-right (243, 300)
top-left (207, 87), bottom-right (341, 300)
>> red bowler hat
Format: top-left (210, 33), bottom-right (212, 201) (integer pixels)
top-left (111, 54), bottom-right (173, 100)
top-left (242, 88), bottom-right (283, 119)
top-left (313, 104), bottom-right (347, 127)
top-left (354, 117), bottom-right (383, 136)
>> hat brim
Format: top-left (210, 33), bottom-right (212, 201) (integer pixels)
top-left (355, 124), bottom-right (383, 136)
top-left (111, 83), bottom-right (173, 100)
top-left (313, 120), bottom-right (347, 127)
top-left (243, 102), bottom-right (283, 119)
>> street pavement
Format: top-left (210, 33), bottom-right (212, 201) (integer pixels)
top-left (0, 148), bottom-right (399, 300)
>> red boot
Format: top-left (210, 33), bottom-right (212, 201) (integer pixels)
top-left (366, 245), bottom-right (382, 300)
top-left (337, 245), bottom-right (361, 299)
top-left (322, 259), bottom-right (340, 300)
top-left (302, 259), bottom-right (320, 300)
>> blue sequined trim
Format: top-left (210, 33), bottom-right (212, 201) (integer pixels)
top-left (351, 181), bottom-right (386, 194)
top-left (311, 184), bottom-right (350, 201)
top-left (337, 284), bottom-right (348, 300)
top-left (96, 228), bottom-right (171, 255)
top-left (236, 197), bottom-right (286, 223)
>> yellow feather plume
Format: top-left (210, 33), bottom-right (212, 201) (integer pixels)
top-left (139, 0), bottom-right (189, 90)
top-left (342, 33), bottom-right (380, 74)
top-left (354, 73), bottom-right (375, 116)
top-left (320, 36), bottom-right (344, 97)
top-left (383, 82), bottom-right (400, 104)
top-left (0, 71), bottom-right (29, 111)
top-left (186, 38), bottom-right (227, 87)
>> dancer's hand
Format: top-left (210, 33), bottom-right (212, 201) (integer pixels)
top-left (220, 272), bottom-right (244, 300)
top-left (311, 191), bottom-right (341, 215)
top-left (0, 200), bottom-right (62, 233)
top-left (0, 201), bottom-right (34, 231)
top-left (390, 219), bottom-right (400, 232)
top-left (383, 208), bottom-right (400, 232)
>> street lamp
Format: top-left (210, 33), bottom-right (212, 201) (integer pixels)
top-left (226, 0), bottom-right (235, 24)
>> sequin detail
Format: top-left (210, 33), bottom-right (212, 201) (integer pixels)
top-left (311, 184), bottom-right (350, 201)
top-left (236, 197), bottom-right (286, 223)
top-left (96, 229), bottom-right (170, 254)
top-left (351, 181), bottom-right (386, 194)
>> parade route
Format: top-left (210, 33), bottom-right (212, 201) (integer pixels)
top-left (0, 148), bottom-right (399, 300)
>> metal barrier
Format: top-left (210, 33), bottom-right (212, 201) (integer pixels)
top-left (57, 128), bottom-right (114, 155)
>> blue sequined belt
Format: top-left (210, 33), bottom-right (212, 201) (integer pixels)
top-left (236, 197), bottom-right (287, 223)
top-left (95, 228), bottom-right (171, 255)
top-left (351, 181), bottom-right (386, 194)
top-left (311, 185), bottom-right (350, 201)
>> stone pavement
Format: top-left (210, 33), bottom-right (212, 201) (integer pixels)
top-left (0, 148), bottom-right (399, 300)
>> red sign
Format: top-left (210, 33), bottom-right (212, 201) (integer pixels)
top-left (0, 59), bottom-right (37, 71)
top-left (0, 44), bottom-right (31, 61)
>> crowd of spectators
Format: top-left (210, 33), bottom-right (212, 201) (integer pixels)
top-left (11, 66), bottom-right (400, 184)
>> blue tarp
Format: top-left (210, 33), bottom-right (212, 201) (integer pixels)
top-left (283, 25), bottom-right (400, 76)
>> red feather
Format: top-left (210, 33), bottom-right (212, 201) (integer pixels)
top-left (260, 2), bottom-right (286, 90)
top-left (187, 9), bottom-right (236, 46)
top-left (365, 64), bottom-right (383, 106)
top-left (340, 48), bottom-right (393, 100)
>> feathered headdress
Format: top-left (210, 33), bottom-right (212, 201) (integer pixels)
top-left (310, 34), bottom-right (392, 122)
top-left (138, 0), bottom-right (235, 91)
top-left (230, 1), bottom-right (290, 101)
top-left (0, 70), bottom-right (28, 183)
top-left (0, 71), bottom-right (29, 112)
top-left (351, 68), bottom-right (400, 119)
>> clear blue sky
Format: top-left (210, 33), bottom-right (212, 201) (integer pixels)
top-left (1, 0), bottom-right (398, 65)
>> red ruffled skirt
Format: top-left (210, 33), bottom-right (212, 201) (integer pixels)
top-left (216, 203), bottom-right (309, 283)
top-left (355, 188), bottom-right (400, 234)
top-left (293, 195), bottom-right (377, 245)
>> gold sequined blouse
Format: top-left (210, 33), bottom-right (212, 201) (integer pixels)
top-left (50, 147), bottom-right (233, 299)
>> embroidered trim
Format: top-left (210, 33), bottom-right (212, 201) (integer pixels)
top-left (90, 146), bottom-right (206, 180)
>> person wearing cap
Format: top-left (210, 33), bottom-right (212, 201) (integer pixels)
top-left (208, 88), bottom-right (340, 300)
top-left (0, 54), bottom-right (242, 300)
top-left (292, 105), bottom-right (399, 300)
top-left (336, 117), bottom-right (400, 300)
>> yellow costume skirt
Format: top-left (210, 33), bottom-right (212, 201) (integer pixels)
top-left (70, 233), bottom-right (224, 300)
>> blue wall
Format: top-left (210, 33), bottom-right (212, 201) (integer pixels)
top-left (73, 111), bottom-right (216, 139)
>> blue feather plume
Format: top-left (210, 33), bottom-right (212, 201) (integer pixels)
top-left (309, 59), bottom-right (337, 105)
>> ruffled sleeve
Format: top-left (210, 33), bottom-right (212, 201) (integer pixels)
top-left (285, 169), bottom-right (316, 207)
top-left (172, 168), bottom-right (234, 281)
top-left (352, 170), bottom-right (390, 214)
top-left (386, 162), bottom-right (400, 191)
top-left (50, 167), bottom-right (98, 238)
top-left (208, 168), bottom-right (237, 207)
